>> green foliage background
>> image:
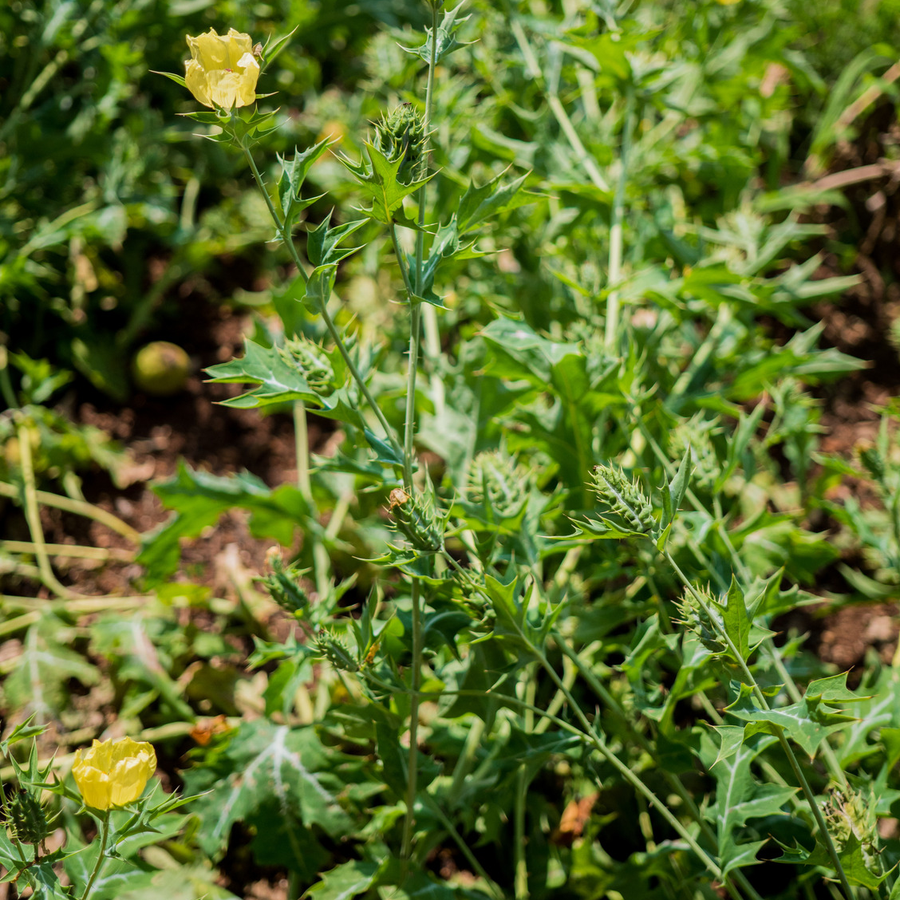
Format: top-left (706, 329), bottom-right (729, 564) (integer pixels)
top-left (2, 1), bottom-right (900, 899)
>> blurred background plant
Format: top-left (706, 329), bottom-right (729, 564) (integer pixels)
top-left (2, 1), bottom-right (900, 899)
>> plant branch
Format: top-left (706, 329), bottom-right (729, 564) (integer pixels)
top-left (665, 551), bottom-right (855, 900)
top-left (400, 577), bottom-right (424, 861)
top-left (239, 139), bottom-right (402, 458)
top-left (80, 809), bottom-right (110, 900)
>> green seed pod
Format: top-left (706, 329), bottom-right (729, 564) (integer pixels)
top-left (589, 463), bottom-right (655, 533)
top-left (258, 547), bottom-right (310, 614)
top-left (674, 586), bottom-right (728, 656)
top-left (278, 337), bottom-right (334, 395)
top-left (859, 445), bottom-right (886, 482)
top-left (6, 788), bottom-right (52, 845)
top-left (315, 629), bottom-right (358, 673)
top-left (374, 102), bottom-right (427, 184)
top-left (467, 450), bottom-right (528, 518)
top-left (388, 488), bottom-right (444, 551)
top-left (825, 790), bottom-right (882, 877)
top-left (670, 417), bottom-right (719, 491)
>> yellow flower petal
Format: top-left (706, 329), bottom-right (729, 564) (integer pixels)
top-left (72, 738), bottom-right (157, 811)
top-left (185, 59), bottom-right (212, 107)
top-left (188, 29), bottom-right (229, 71)
top-left (183, 27), bottom-right (260, 110)
top-left (226, 28), bottom-right (253, 64)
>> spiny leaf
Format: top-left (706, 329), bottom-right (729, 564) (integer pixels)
top-left (307, 213), bottom-right (367, 267)
top-left (184, 720), bottom-right (352, 860)
top-left (457, 168), bottom-right (531, 235)
top-left (725, 681), bottom-right (858, 757)
top-left (709, 732), bottom-right (796, 876)
top-left (3, 617), bottom-right (99, 720)
top-left (775, 834), bottom-right (890, 890)
top-left (401, 2), bottom-right (473, 64)
top-left (277, 138), bottom-right (333, 227)
top-left (306, 861), bottom-right (381, 900)
top-left (340, 142), bottom-right (435, 228)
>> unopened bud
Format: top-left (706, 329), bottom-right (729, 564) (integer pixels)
top-left (589, 463), bottom-right (655, 533)
top-left (374, 102), bottom-right (427, 184)
top-left (315, 629), bottom-right (358, 672)
top-left (467, 451), bottom-right (528, 518)
top-left (258, 547), bottom-right (310, 613)
top-left (674, 586), bottom-right (728, 656)
top-left (6, 789), bottom-right (53, 845)
top-left (388, 487), bottom-right (444, 551)
top-left (278, 337), bottom-right (334, 394)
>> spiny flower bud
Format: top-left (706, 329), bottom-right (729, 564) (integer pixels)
top-left (5, 788), bottom-right (53, 845)
top-left (674, 586), bottom-right (728, 656)
top-left (278, 337), bottom-right (334, 394)
top-left (374, 102), bottom-right (427, 185)
top-left (589, 464), bottom-right (655, 533)
top-left (388, 487), bottom-right (444, 552)
top-left (315, 629), bottom-right (358, 673)
top-left (858, 445), bottom-right (886, 482)
top-left (670, 418), bottom-right (718, 491)
top-left (825, 790), bottom-right (882, 877)
top-left (258, 547), bottom-right (310, 614)
top-left (467, 451), bottom-right (528, 518)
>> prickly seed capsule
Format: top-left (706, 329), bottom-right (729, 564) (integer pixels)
top-left (7, 789), bottom-right (52, 844)
top-left (859, 446), bottom-right (886, 481)
top-left (589, 463), bottom-right (655, 533)
top-left (388, 488), bottom-right (444, 551)
top-left (467, 450), bottom-right (527, 518)
top-left (278, 338), bottom-right (334, 394)
top-left (674, 589), bottom-right (728, 656)
top-left (315, 630), bottom-right (358, 672)
top-left (260, 547), bottom-right (309, 614)
top-left (374, 102), bottom-right (427, 184)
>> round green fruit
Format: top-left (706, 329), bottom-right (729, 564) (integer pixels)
top-left (132, 341), bottom-right (191, 396)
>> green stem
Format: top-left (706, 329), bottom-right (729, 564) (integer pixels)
top-left (403, 303), bottom-right (422, 490)
top-left (294, 400), bottom-right (312, 499)
top-left (509, 19), bottom-right (609, 192)
top-left (417, 2), bottom-right (439, 271)
top-left (239, 139), bottom-right (402, 458)
top-left (424, 796), bottom-right (506, 900)
top-left (554, 632), bottom-right (764, 900)
top-left (80, 810), bottom-right (110, 900)
top-left (294, 401), bottom-right (330, 598)
top-left (15, 419), bottom-right (78, 600)
top-left (398, 7), bottom-right (439, 862)
top-left (665, 551), bottom-right (855, 900)
top-left (448, 713), bottom-right (489, 796)
top-left (605, 88), bottom-right (635, 353)
top-left (0, 481), bottom-right (140, 543)
top-left (441, 555), bottom-right (735, 894)
top-left (0, 348), bottom-right (17, 409)
top-left (401, 577), bottom-right (424, 861)
top-left (515, 666), bottom-right (536, 900)
top-left (402, 0), bottom-right (439, 490)
top-left (514, 765), bottom-right (529, 900)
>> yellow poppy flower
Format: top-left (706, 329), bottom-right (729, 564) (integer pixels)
top-left (184, 28), bottom-right (260, 109)
top-left (72, 737), bottom-right (157, 811)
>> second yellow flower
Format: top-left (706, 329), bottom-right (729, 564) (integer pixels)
top-left (184, 28), bottom-right (260, 110)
